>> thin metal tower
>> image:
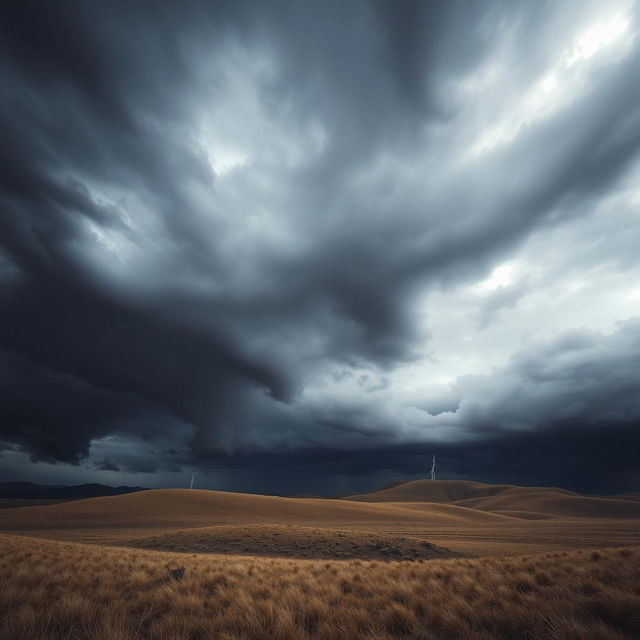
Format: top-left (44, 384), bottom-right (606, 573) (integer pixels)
top-left (190, 472), bottom-right (195, 489)
top-left (430, 455), bottom-right (436, 481)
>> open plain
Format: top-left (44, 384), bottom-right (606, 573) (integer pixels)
top-left (2, 480), bottom-right (640, 639)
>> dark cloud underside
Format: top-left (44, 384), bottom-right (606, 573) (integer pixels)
top-left (0, 0), bottom-right (639, 493)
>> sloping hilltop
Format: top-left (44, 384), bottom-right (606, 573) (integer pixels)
top-left (0, 486), bottom-right (510, 532)
top-left (1, 481), bottom-right (639, 556)
top-left (345, 479), bottom-right (640, 518)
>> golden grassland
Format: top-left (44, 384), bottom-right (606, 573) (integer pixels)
top-left (2, 485), bottom-right (639, 558)
top-left (2, 533), bottom-right (640, 640)
top-left (0, 486), bottom-right (512, 533)
top-left (0, 498), bottom-right (68, 509)
top-left (2, 483), bottom-right (640, 639)
top-left (346, 480), bottom-right (640, 519)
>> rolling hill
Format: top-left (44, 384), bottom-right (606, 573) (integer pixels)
top-left (0, 487), bottom-right (511, 535)
top-left (1, 481), bottom-right (639, 539)
top-left (1, 481), bottom-right (639, 557)
top-left (345, 479), bottom-right (576, 503)
top-left (614, 492), bottom-right (640, 502)
top-left (345, 479), bottom-right (640, 518)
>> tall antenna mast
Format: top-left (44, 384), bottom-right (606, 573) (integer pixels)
top-left (430, 454), bottom-right (436, 481)
top-left (190, 472), bottom-right (195, 490)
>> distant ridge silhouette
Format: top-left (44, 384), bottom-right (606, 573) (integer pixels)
top-left (0, 481), bottom-right (146, 500)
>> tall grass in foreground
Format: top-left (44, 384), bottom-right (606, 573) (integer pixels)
top-left (1, 534), bottom-right (639, 640)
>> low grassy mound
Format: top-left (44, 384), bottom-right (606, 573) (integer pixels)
top-left (126, 523), bottom-right (461, 560)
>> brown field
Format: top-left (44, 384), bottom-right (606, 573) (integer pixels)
top-left (0, 498), bottom-right (69, 509)
top-left (1, 479), bottom-right (640, 639)
top-left (2, 534), bottom-right (640, 640)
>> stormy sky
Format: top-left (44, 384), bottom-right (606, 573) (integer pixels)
top-left (1, 0), bottom-right (639, 495)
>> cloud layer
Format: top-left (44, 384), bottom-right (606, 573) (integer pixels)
top-left (1, 0), bottom-right (639, 492)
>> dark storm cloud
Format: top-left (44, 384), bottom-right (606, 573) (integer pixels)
top-left (0, 347), bottom-right (145, 462)
top-left (96, 458), bottom-right (120, 472)
top-left (1, 0), bottom-right (639, 490)
top-left (175, 416), bottom-right (640, 495)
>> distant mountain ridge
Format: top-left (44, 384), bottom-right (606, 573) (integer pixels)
top-left (0, 481), bottom-right (146, 500)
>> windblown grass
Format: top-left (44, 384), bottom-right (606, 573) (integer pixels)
top-left (1, 533), bottom-right (639, 639)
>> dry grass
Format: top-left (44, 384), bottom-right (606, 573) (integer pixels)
top-left (0, 487), bottom-right (511, 534)
top-left (2, 533), bottom-right (639, 640)
top-left (0, 499), bottom-right (69, 510)
top-left (2, 487), bottom-right (639, 558)
top-left (347, 480), bottom-right (640, 519)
